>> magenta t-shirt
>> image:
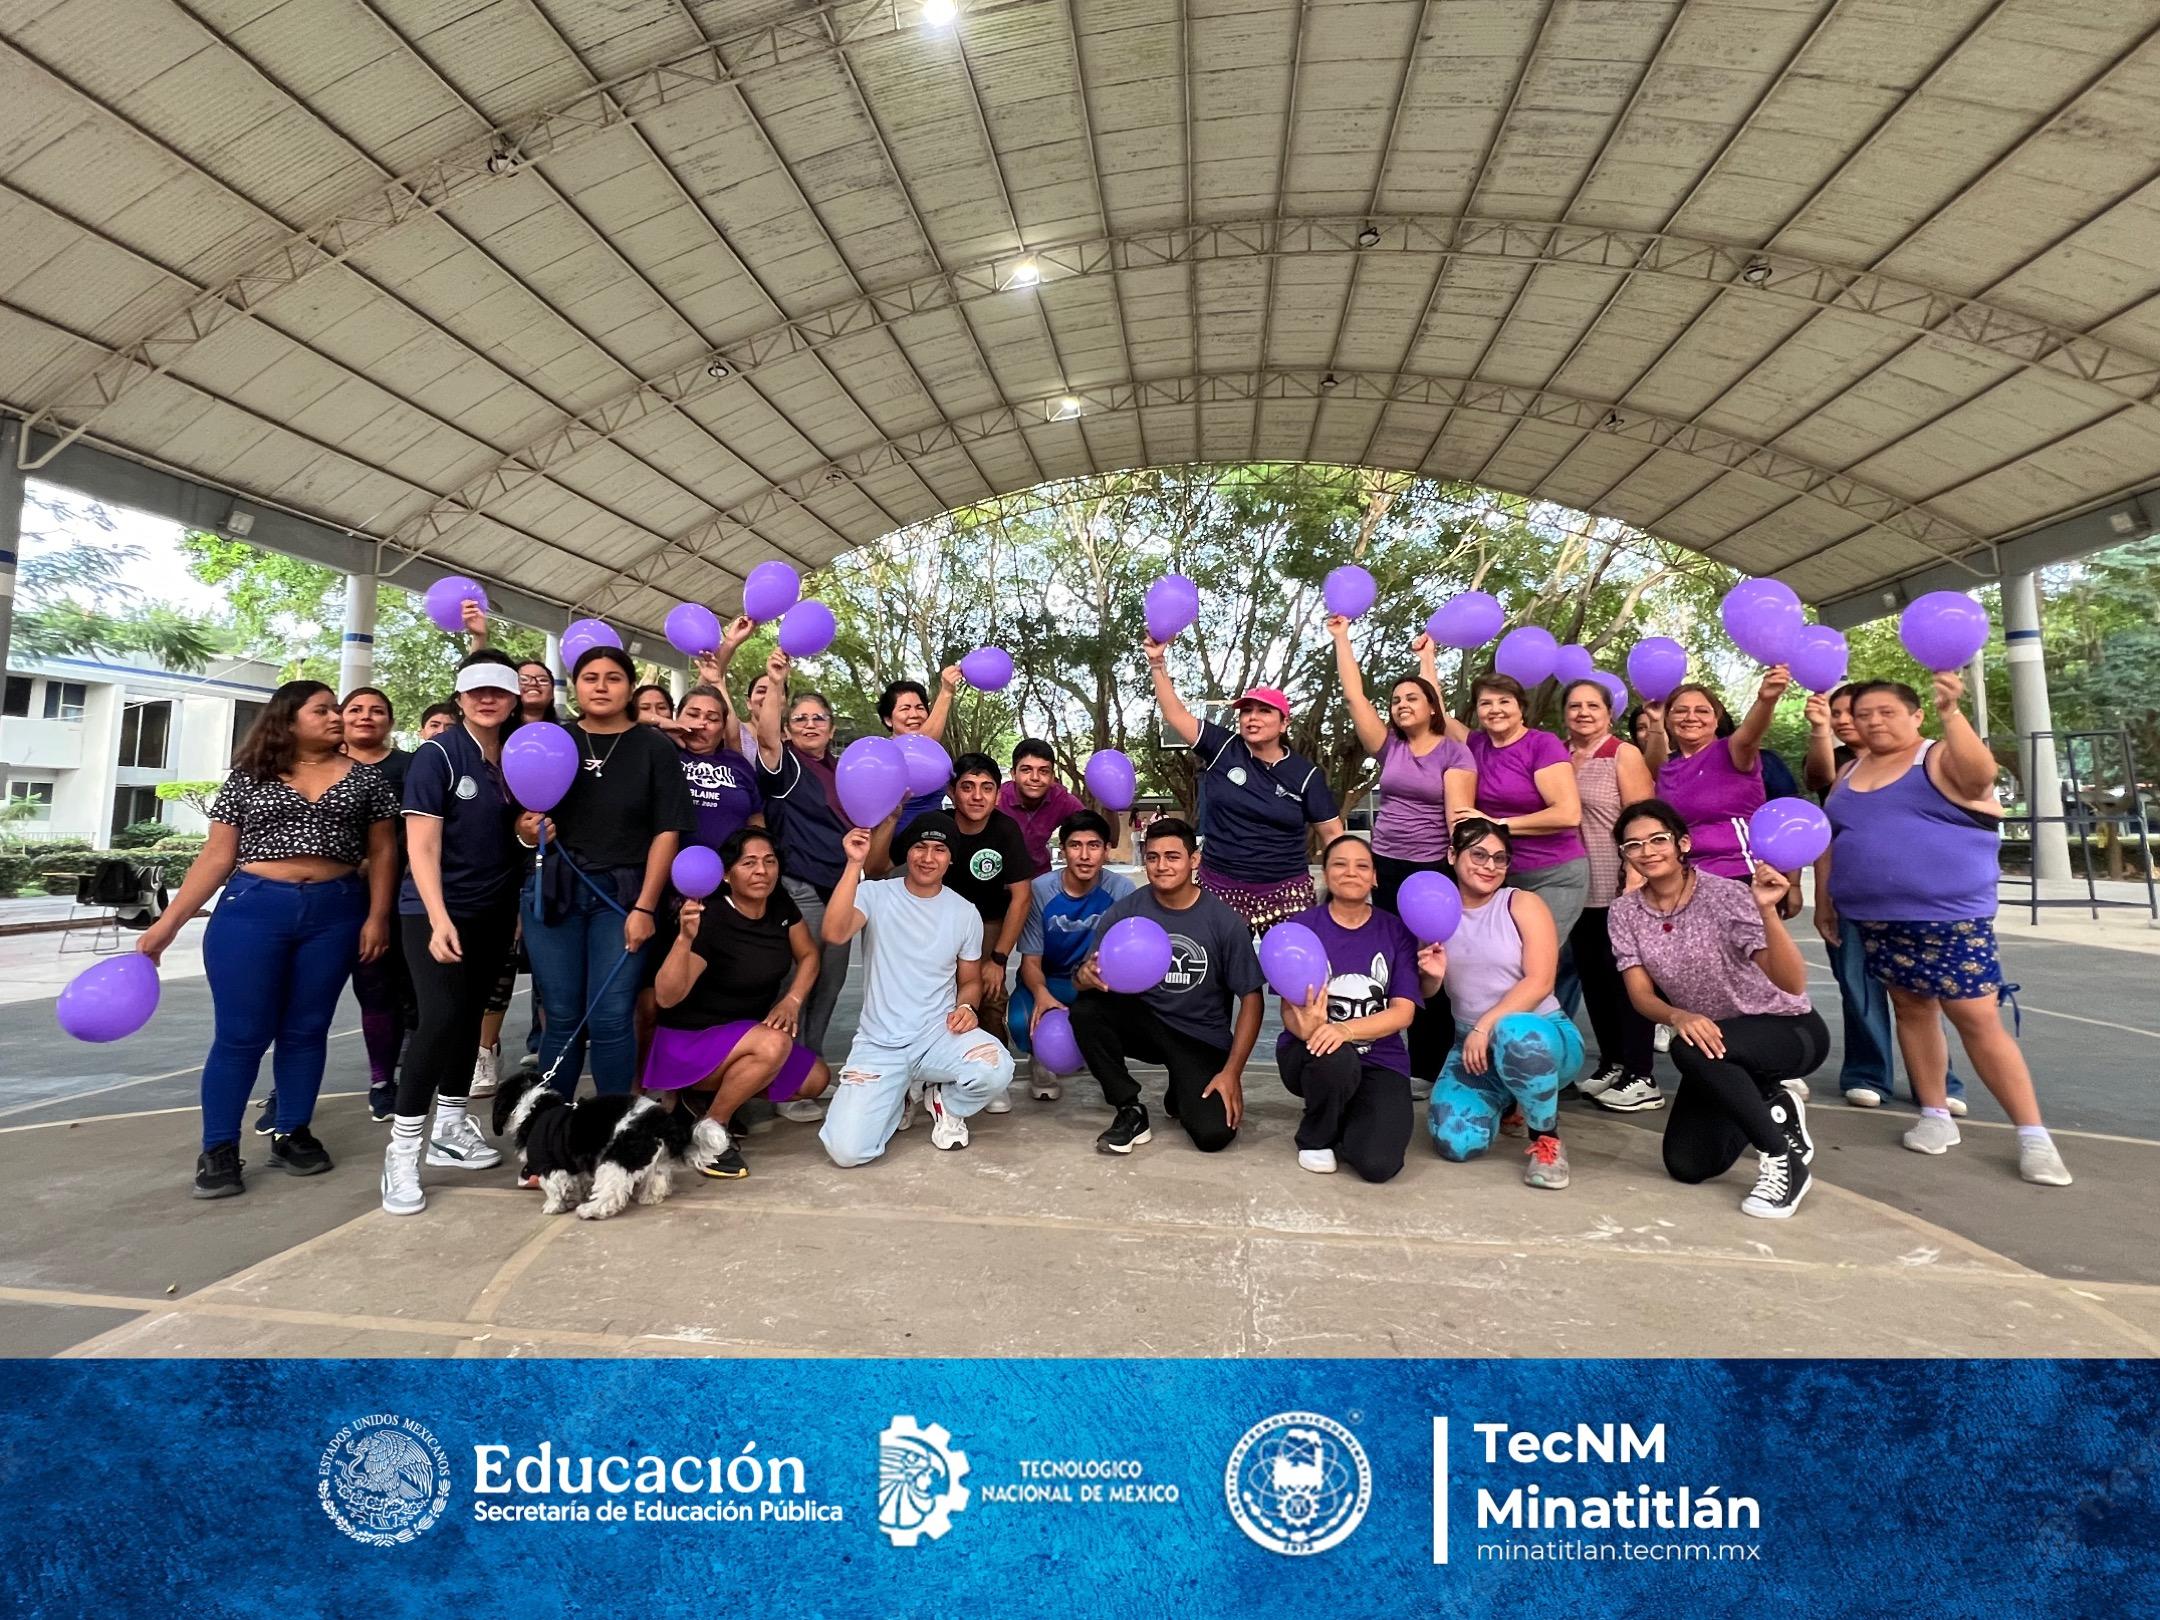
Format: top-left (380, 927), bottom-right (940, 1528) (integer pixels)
top-left (1657, 736), bottom-right (1764, 879)
top-left (1465, 729), bottom-right (1586, 871)
top-left (995, 779), bottom-right (1085, 878)
top-left (1373, 734), bottom-right (1474, 863)
top-left (1607, 872), bottom-right (1810, 1021)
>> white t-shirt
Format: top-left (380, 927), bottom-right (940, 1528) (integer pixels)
top-left (851, 877), bottom-right (984, 1049)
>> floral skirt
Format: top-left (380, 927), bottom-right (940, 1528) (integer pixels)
top-left (1196, 864), bottom-right (1315, 932)
top-left (1856, 918), bottom-right (2003, 1000)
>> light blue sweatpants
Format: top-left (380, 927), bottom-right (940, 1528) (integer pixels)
top-left (1427, 1011), bottom-right (1584, 1161)
top-left (820, 1023), bottom-right (1015, 1168)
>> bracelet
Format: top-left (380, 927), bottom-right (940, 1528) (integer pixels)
top-left (632, 905), bottom-right (655, 917)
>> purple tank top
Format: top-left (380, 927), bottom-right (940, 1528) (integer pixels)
top-left (1464, 729), bottom-right (1586, 871)
top-left (1657, 736), bottom-right (1763, 879)
top-left (1826, 742), bottom-right (2000, 921)
top-left (1443, 889), bottom-right (1560, 1029)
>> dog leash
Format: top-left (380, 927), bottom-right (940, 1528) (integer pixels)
top-left (531, 831), bottom-right (638, 1095)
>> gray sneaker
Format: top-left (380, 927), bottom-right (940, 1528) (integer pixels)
top-left (381, 1138), bottom-right (425, 1216)
top-left (1522, 1136), bottom-right (1569, 1190)
top-left (2018, 1135), bottom-right (2073, 1186)
top-left (426, 1112), bottom-right (501, 1170)
top-left (1902, 1114), bottom-right (1961, 1155)
top-left (775, 1097), bottom-right (826, 1125)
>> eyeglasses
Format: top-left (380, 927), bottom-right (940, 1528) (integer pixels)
top-left (1459, 847), bottom-right (1511, 869)
top-left (789, 713), bottom-right (831, 727)
top-left (518, 675), bottom-right (553, 689)
top-left (1617, 832), bottom-right (1678, 858)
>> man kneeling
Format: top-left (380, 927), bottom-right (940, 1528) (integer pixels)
top-left (820, 813), bottom-right (1015, 1165)
top-left (1070, 817), bottom-right (1263, 1155)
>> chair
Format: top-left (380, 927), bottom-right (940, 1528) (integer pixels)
top-left (60, 859), bottom-right (168, 956)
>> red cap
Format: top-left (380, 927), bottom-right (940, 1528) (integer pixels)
top-left (1235, 686), bottom-right (1292, 721)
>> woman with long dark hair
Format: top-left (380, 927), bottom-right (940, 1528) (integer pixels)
top-left (379, 651), bottom-right (526, 1215)
top-left (631, 683), bottom-right (677, 727)
top-left (338, 685), bottom-right (414, 1122)
top-left (515, 658), bottom-right (561, 723)
top-left (138, 681), bottom-right (400, 1198)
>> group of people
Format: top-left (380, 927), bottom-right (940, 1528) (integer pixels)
top-left (140, 597), bottom-right (2071, 1224)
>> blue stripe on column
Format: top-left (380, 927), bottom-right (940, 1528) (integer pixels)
top-left (342, 632), bottom-right (375, 644)
top-left (2006, 629), bottom-right (2041, 642)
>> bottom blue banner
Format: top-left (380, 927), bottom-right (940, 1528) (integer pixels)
top-left (3, 1358), bottom-right (2153, 1616)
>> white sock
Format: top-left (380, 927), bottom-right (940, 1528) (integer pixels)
top-left (436, 1098), bottom-right (468, 1129)
top-left (1921, 1106), bottom-right (1952, 1121)
top-left (391, 1114), bottom-right (426, 1143)
top-left (2016, 1124), bottom-right (2052, 1144)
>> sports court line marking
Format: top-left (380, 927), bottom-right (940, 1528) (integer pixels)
top-left (0, 1028), bottom-right (361, 1120)
top-left (1802, 968), bottom-right (2160, 1042)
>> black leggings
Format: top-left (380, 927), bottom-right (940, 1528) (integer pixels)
top-left (1370, 852), bottom-right (1457, 1080)
top-left (396, 903), bottom-right (522, 1117)
top-left (1278, 1043), bottom-right (1413, 1182)
top-left (1571, 905), bottom-right (1655, 1075)
top-left (1662, 1011), bottom-right (1830, 1184)
top-left (1069, 991), bottom-right (1236, 1152)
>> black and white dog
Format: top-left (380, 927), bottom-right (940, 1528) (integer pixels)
top-left (491, 1072), bottom-right (722, 1220)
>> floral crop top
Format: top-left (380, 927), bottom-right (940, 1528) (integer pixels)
top-left (209, 763), bottom-right (401, 866)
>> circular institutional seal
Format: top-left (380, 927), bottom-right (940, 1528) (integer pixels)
top-left (1224, 1411), bottom-right (1371, 1556)
top-left (318, 1414), bottom-right (452, 1547)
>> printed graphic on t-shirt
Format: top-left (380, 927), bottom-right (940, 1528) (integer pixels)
top-left (1164, 933), bottom-right (1210, 994)
top-left (682, 756), bottom-right (748, 797)
top-left (1325, 952), bottom-right (1392, 1054)
top-left (968, 848), bottom-right (1005, 882)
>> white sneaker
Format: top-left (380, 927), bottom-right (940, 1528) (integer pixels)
top-left (1843, 1087), bottom-right (1882, 1108)
top-left (1578, 1063), bottom-right (1624, 1099)
top-left (1653, 1023), bottom-right (1673, 1054)
top-left (927, 1085), bottom-right (968, 1150)
top-left (426, 1111), bottom-right (502, 1169)
top-left (1027, 1059), bottom-right (1061, 1102)
top-left (1786, 1078), bottom-right (1810, 1099)
top-left (1945, 1095), bottom-right (1968, 1117)
top-left (2018, 1135), bottom-right (2072, 1186)
top-left (1594, 1076), bottom-right (1666, 1113)
top-left (776, 1097), bottom-right (826, 1123)
top-left (1902, 1114), bottom-right (1961, 1155)
top-left (984, 1089), bottom-right (1012, 1114)
top-left (381, 1137), bottom-right (425, 1216)
top-left (469, 1045), bottom-right (500, 1100)
top-left (1297, 1148), bottom-right (1337, 1174)
top-left (897, 1085), bottom-right (920, 1132)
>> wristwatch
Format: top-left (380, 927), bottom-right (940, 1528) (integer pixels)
top-left (991, 950), bottom-right (1010, 966)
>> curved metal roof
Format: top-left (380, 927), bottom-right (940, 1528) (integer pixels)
top-left (5, 0), bottom-right (2159, 639)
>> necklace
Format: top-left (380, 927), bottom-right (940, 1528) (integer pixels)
top-left (1641, 872), bottom-right (1697, 933)
top-left (579, 727), bottom-right (627, 778)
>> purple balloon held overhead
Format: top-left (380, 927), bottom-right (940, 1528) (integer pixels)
top-left (1145, 573), bottom-right (1200, 642)
top-left (1553, 643), bottom-right (1596, 684)
top-left (1258, 920), bottom-right (1329, 1003)
top-left (56, 955), bottom-right (160, 1043)
top-left (834, 735), bottom-right (907, 829)
top-left (742, 561), bottom-right (802, 623)
top-left (1626, 637), bottom-right (1687, 702)
top-left (959, 646), bottom-right (1014, 691)
top-left (1084, 748), bottom-right (1137, 811)
top-left (1323, 564), bottom-right (1378, 619)
top-left (502, 720), bottom-right (581, 812)
top-left (423, 575), bottom-right (486, 634)
top-left (664, 602), bottom-right (722, 657)
top-left (671, 844), bottom-right (723, 900)
top-left (1032, 1008), bottom-right (1084, 1075)
top-left (1097, 916), bottom-right (1173, 994)
top-left (1721, 579), bottom-right (1805, 666)
top-left (1595, 671), bottom-right (1631, 715)
top-left (1425, 590), bottom-right (1505, 650)
top-left (1397, 870), bottom-right (1463, 944)
top-left (560, 617), bottom-right (622, 669)
top-left (1899, 591), bottom-right (1990, 672)
top-left (1787, 624), bottom-right (1850, 692)
top-left (1748, 797), bottom-right (1832, 870)
top-left (893, 733), bottom-right (952, 798)
top-left (777, 599), bottom-right (837, 659)
top-left (1495, 625), bottom-right (1559, 688)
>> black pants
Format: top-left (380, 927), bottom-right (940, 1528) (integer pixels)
top-left (397, 903), bottom-right (522, 1117)
top-left (1278, 1043), bottom-right (1413, 1182)
top-left (1663, 1011), bottom-right (1830, 1184)
top-left (1572, 905), bottom-right (1655, 1076)
top-left (1069, 991), bottom-right (1236, 1152)
top-left (1370, 852), bottom-right (1456, 1080)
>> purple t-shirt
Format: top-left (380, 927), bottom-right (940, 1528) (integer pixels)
top-left (678, 746), bottom-right (762, 853)
top-left (1657, 736), bottom-right (1764, 879)
top-left (1373, 734), bottom-right (1475, 863)
top-left (1607, 872), bottom-right (1810, 1021)
top-left (996, 779), bottom-right (1086, 878)
top-left (1465, 729), bottom-right (1586, 871)
top-left (1272, 903), bottom-right (1424, 1076)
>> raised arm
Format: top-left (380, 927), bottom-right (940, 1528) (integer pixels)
top-left (1802, 692), bottom-right (1838, 794)
top-left (1415, 634), bottom-right (1471, 743)
top-left (822, 827), bottom-right (873, 945)
top-left (924, 665), bottom-right (961, 744)
top-left (1747, 866), bottom-right (1809, 995)
top-left (1927, 671), bottom-right (2002, 805)
top-left (1143, 637), bottom-right (1201, 747)
top-left (1329, 615), bottom-right (1388, 756)
top-left (1728, 665), bottom-right (1790, 773)
top-left (752, 648), bottom-right (788, 768)
top-left (654, 898), bottom-right (711, 1009)
top-left (461, 598), bottom-right (490, 652)
top-left (1636, 701), bottom-right (1670, 771)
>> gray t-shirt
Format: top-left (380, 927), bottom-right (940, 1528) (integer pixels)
top-left (851, 876), bottom-right (984, 1050)
top-left (1086, 886), bottom-right (1263, 1051)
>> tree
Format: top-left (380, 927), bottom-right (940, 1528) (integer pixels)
top-left (14, 488), bottom-right (220, 669)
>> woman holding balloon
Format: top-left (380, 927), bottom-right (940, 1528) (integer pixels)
top-left (1463, 674), bottom-right (1590, 941)
top-left (1645, 672), bottom-right (1783, 880)
top-left (378, 652), bottom-right (526, 1215)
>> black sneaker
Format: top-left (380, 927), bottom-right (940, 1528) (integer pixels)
top-left (1741, 1146), bottom-right (1811, 1219)
top-left (192, 1142), bottom-right (245, 1199)
top-left (1769, 1082), bottom-right (1814, 1165)
top-left (696, 1141), bottom-right (749, 1179)
top-left (252, 1092), bottom-right (277, 1136)
top-left (368, 1083), bottom-right (395, 1123)
top-left (270, 1127), bottom-right (334, 1176)
top-left (1096, 1104), bottom-right (1152, 1155)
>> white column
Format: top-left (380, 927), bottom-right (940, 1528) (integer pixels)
top-left (543, 630), bottom-right (563, 684)
top-left (2003, 570), bottom-right (2070, 882)
top-left (669, 666), bottom-right (690, 702)
top-left (0, 419), bottom-right (22, 709)
top-left (339, 572), bottom-right (377, 696)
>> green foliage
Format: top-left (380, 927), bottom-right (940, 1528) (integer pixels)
top-left (110, 820), bottom-right (170, 850)
top-left (0, 854), bottom-right (35, 897)
top-left (15, 489), bottom-right (221, 669)
top-left (155, 780), bottom-right (222, 817)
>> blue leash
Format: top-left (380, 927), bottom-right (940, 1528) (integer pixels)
top-left (532, 822), bottom-right (638, 1093)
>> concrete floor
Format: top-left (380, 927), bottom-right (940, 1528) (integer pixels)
top-left (4, 933), bottom-right (2157, 1360)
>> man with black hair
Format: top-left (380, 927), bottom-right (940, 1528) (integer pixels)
top-left (997, 738), bottom-right (1088, 877)
top-left (878, 668), bottom-right (960, 825)
top-left (1070, 817), bottom-right (1264, 1155)
top-left (1011, 809), bottom-right (1134, 1100)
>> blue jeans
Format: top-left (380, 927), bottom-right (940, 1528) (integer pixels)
top-left (1006, 975), bottom-right (1076, 1054)
top-left (1831, 919), bottom-right (1963, 1099)
top-left (522, 878), bottom-right (646, 1096)
top-left (199, 871), bottom-right (367, 1149)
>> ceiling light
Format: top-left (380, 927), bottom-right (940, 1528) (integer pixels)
top-left (485, 148), bottom-right (517, 176)
top-left (223, 509), bottom-right (254, 537)
top-left (1356, 224), bottom-right (1381, 248)
top-left (922, 0), bottom-right (958, 24)
top-left (1007, 260), bottom-right (1041, 289)
top-left (1320, 373), bottom-right (1339, 391)
top-left (1740, 260), bottom-right (1772, 286)
top-left (2107, 508), bottom-right (2140, 535)
top-left (1049, 396), bottom-right (1083, 421)
top-left (705, 359), bottom-right (732, 380)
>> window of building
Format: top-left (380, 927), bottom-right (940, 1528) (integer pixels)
top-left (112, 785), bottom-right (161, 833)
top-left (118, 701), bottom-right (171, 769)
top-left (5, 781), bottom-right (55, 820)
top-left (2, 677), bottom-right (29, 718)
top-left (41, 681), bottom-right (88, 721)
top-left (229, 700), bottom-right (264, 760)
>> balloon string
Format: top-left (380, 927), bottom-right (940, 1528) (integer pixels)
top-left (530, 822), bottom-right (636, 1096)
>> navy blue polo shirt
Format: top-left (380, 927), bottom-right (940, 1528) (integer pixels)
top-left (1192, 719), bottom-right (1338, 883)
top-left (399, 724), bottom-right (523, 916)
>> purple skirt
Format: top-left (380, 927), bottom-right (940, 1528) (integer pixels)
top-left (642, 1022), bottom-right (819, 1100)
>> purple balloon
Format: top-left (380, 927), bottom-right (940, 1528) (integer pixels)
top-left (1495, 625), bottom-right (1559, 687)
top-left (671, 844), bottom-right (723, 899)
top-left (1145, 573), bottom-right (1200, 642)
top-left (1083, 748), bottom-right (1137, 811)
top-left (1032, 1008), bottom-right (1084, 1075)
top-left (959, 646), bottom-right (1014, 691)
top-left (834, 735), bottom-right (907, 829)
top-left (893, 733), bottom-right (952, 797)
top-left (560, 617), bottom-right (622, 669)
top-left (1721, 579), bottom-right (1805, 666)
top-left (777, 599), bottom-right (837, 658)
top-left (56, 955), bottom-right (160, 1043)
top-left (1323, 564), bottom-right (1378, 619)
top-left (1097, 916), bottom-right (1173, 994)
top-left (1899, 591), bottom-right (1990, 672)
top-left (1595, 672), bottom-right (1631, 715)
top-left (742, 561), bottom-right (802, 623)
top-left (1425, 590), bottom-right (1505, 650)
top-left (1553, 643), bottom-right (1596, 684)
top-left (1397, 870), bottom-right (1463, 944)
top-left (1258, 920), bottom-right (1330, 1003)
top-left (1626, 637), bottom-right (1688, 702)
top-left (502, 720), bottom-right (580, 813)
top-left (1748, 796), bottom-right (1832, 870)
top-left (1787, 624), bottom-right (1850, 692)
top-left (423, 575), bottom-right (486, 634)
top-left (664, 602), bottom-right (721, 657)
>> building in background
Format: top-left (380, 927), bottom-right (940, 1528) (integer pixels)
top-left (0, 653), bottom-right (280, 845)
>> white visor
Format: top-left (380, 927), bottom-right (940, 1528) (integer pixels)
top-left (455, 663), bottom-right (522, 696)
